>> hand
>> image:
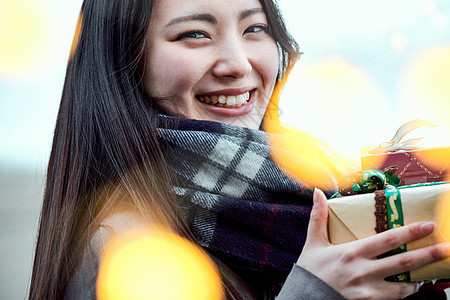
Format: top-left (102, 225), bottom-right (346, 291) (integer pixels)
top-left (297, 189), bottom-right (450, 300)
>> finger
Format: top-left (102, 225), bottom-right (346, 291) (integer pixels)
top-left (354, 221), bottom-right (436, 258)
top-left (305, 188), bottom-right (329, 245)
top-left (376, 281), bottom-right (422, 300)
top-left (374, 242), bottom-right (450, 277)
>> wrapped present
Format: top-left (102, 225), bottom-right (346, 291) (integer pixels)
top-left (328, 182), bottom-right (450, 282)
top-left (361, 120), bottom-right (449, 186)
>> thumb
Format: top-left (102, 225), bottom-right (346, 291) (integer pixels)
top-left (306, 188), bottom-right (330, 245)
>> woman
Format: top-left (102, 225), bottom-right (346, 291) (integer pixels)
top-left (29, 0), bottom-right (449, 299)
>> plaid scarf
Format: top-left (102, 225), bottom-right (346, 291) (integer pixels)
top-left (157, 115), bottom-right (314, 281)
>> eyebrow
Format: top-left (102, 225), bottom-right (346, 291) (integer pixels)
top-left (167, 14), bottom-right (217, 26)
top-left (239, 8), bottom-right (264, 21)
top-left (166, 7), bottom-right (264, 27)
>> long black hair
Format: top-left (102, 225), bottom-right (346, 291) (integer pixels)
top-left (29, 0), bottom-right (299, 299)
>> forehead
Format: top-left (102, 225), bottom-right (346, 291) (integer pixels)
top-left (151, 0), bottom-right (265, 23)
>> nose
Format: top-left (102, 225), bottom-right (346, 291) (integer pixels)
top-left (212, 39), bottom-right (252, 79)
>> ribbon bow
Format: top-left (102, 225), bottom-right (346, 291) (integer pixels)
top-left (368, 120), bottom-right (436, 154)
top-left (334, 168), bottom-right (401, 198)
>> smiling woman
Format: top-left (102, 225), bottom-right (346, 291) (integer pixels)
top-left (29, 0), bottom-right (450, 299)
top-left (142, 0), bottom-right (279, 129)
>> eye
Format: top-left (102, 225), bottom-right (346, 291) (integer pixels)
top-left (176, 30), bottom-right (209, 40)
top-left (244, 24), bottom-right (268, 35)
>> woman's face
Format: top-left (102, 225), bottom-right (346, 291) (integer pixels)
top-left (142, 0), bottom-right (279, 129)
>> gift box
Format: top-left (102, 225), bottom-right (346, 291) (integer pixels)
top-left (361, 120), bottom-right (449, 186)
top-left (361, 147), bottom-right (449, 186)
top-left (328, 182), bottom-right (450, 282)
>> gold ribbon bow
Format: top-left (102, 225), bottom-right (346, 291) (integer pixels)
top-left (368, 120), bottom-right (436, 154)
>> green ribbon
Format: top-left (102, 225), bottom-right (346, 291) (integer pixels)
top-left (333, 169), bottom-right (400, 198)
top-left (331, 180), bottom-right (450, 280)
top-left (385, 185), bottom-right (411, 282)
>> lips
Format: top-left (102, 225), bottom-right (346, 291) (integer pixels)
top-left (197, 91), bottom-right (250, 107)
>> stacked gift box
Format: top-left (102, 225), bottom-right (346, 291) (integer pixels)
top-left (328, 120), bottom-right (450, 289)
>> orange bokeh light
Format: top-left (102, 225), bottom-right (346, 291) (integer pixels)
top-left (420, 147), bottom-right (450, 173)
top-left (264, 114), bottom-right (352, 191)
top-left (97, 229), bottom-right (223, 300)
top-left (264, 71), bottom-right (358, 191)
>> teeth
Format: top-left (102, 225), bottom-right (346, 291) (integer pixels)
top-left (197, 92), bottom-right (250, 107)
top-left (226, 96), bottom-right (236, 106)
top-left (236, 94), bottom-right (244, 106)
top-left (218, 95), bottom-right (226, 104)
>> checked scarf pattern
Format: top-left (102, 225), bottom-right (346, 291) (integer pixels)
top-left (157, 115), bottom-right (315, 278)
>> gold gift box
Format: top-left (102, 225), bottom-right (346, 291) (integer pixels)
top-left (328, 183), bottom-right (450, 281)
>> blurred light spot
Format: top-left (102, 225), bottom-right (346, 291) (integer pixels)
top-left (279, 59), bottom-right (389, 165)
top-left (421, 147), bottom-right (450, 172)
top-left (97, 229), bottom-right (223, 300)
top-left (306, 59), bottom-right (363, 90)
top-left (265, 120), bottom-right (352, 191)
top-left (359, 146), bottom-right (388, 170)
top-left (390, 33), bottom-right (408, 54)
top-left (399, 46), bottom-right (450, 148)
top-left (422, 0), bottom-right (448, 29)
top-left (404, 46), bottom-right (450, 99)
top-left (264, 73), bottom-right (351, 190)
top-left (0, 0), bottom-right (52, 78)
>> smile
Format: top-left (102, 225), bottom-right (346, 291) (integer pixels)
top-left (197, 91), bottom-right (250, 107)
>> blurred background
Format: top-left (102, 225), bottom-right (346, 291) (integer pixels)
top-left (279, 0), bottom-right (450, 161)
top-left (0, 0), bottom-right (449, 298)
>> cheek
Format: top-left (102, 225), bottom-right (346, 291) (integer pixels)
top-left (144, 47), bottom-right (205, 98)
top-left (254, 41), bottom-right (280, 86)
